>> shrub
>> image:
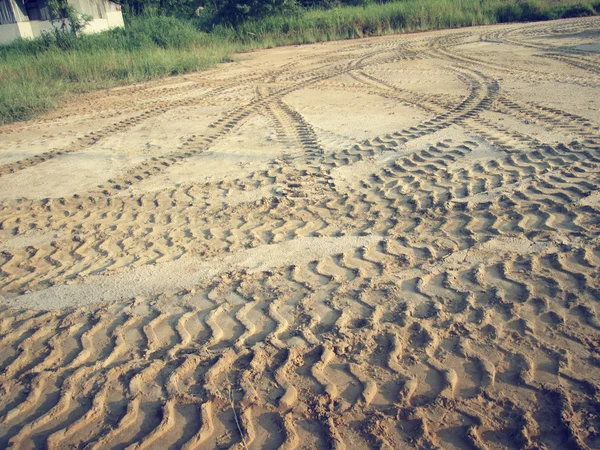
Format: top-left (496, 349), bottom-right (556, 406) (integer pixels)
top-left (203, 0), bottom-right (298, 26)
top-left (559, 4), bottom-right (597, 18)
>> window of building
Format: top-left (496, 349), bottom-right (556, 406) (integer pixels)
top-left (25, 1), bottom-right (42, 21)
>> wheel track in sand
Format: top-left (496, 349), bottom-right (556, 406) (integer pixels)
top-left (1, 236), bottom-right (599, 447)
top-left (1, 136), bottom-right (598, 293)
top-left (483, 19), bottom-right (600, 76)
top-left (430, 28), bottom-right (600, 88)
top-left (1, 16), bottom-right (600, 450)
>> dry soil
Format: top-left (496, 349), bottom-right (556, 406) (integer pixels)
top-left (0, 16), bottom-right (600, 450)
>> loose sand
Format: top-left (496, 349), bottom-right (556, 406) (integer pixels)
top-left (0, 17), bottom-right (599, 450)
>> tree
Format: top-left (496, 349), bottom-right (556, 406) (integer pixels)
top-left (46, 0), bottom-right (92, 34)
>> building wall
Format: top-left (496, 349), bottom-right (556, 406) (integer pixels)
top-left (0, 20), bottom-right (35, 44)
top-left (0, 23), bottom-right (22, 43)
top-left (105, 9), bottom-right (123, 28)
top-left (74, 0), bottom-right (125, 34)
top-left (82, 15), bottom-right (120, 34)
top-left (0, 0), bottom-right (123, 45)
top-left (10, 0), bottom-right (29, 23)
top-left (29, 18), bottom-right (53, 36)
top-left (68, 0), bottom-right (122, 20)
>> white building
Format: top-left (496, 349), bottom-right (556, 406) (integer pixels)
top-left (0, 0), bottom-right (124, 45)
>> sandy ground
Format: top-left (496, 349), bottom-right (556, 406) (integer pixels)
top-left (0, 17), bottom-right (599, 450)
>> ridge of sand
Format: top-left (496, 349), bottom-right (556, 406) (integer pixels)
top-left (5, 235), bottom-right (381, 310)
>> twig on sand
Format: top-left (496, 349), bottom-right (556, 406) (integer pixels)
top-left (229, 387), bottom-right (249, 450)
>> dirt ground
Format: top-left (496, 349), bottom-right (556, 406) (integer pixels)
top-left (0, 16), bottom-right (600, 449)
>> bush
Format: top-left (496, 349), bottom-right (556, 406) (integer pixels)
top-left (496, 0), bottom-right (597, 23)
top-left (558, 4), bottom-right (597, 18)
top-left (202, 0), bottom-right (298, 26)
top-left (121, 16), bottom-right (205, 48)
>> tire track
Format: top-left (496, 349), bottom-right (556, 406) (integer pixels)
top-left (1, 17), bottom-right (600, 450)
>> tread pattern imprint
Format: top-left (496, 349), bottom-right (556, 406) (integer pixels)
top-left (1, 16), bottom-right (600, 450)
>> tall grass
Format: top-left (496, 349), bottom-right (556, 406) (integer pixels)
top-left (214, 0), bottom-right (600, 44)
top-left (1, 0), bottom-right (599, 124)
top-left (0, 17), bottom-right (236, 123)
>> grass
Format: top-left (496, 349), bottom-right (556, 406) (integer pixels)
top-left (1, 0), bottom-right (599, 124)
top-left (0, 17), bottom-right (237, 124)
top-left (214, 0), bottom-right (600, 45)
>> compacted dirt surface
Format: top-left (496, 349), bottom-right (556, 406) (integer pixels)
top-left (1, 16), bottom-right (600, 450)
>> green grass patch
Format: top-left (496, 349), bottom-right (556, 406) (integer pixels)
top-left (1, 1), bottom-right (599, 124)
top-left (0, 17), bottom-right (237, 123)
top-left (213, 0), bottom-right (600, 43)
